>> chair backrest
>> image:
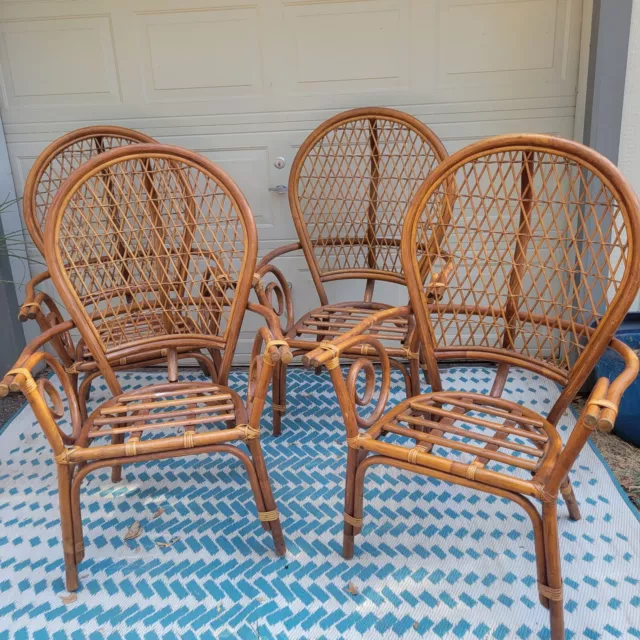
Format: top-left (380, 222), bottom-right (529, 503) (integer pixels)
top-left (24, 126), bottom-right (156, 256)
top-left (289, 107), bottom-right (448, 302)
top-left (45, 144), bottom-right (257, 393)
top-left (402, 135), bottom-right (640, 418)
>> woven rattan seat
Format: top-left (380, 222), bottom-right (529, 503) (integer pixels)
top-left (353, 392), bottom-right (561, 490)
top-left (288, 303), bottom-right (415, 359)
top-left (79, 382), bottom-right (244, 447)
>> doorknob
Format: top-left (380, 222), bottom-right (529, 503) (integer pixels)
top-left (268, 185), bottom-right (287, 194)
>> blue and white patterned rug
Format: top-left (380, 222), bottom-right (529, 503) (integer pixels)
top-left (0, 367), bottom-right (639, 640)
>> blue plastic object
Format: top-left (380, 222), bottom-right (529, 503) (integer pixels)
top-left (593, 312), bottom-right (640, 446)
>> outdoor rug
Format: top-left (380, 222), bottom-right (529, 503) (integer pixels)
top-left (0, 367), bottom-right (639, 639)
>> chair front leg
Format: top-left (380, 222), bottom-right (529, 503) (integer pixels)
top-left (246, 438), bottom-right (286, 556)
top-left (542, 501), bottom-right (565, 640)
top-left (57, 463), bottom-right (79, 591)
top-left (342, 445), bottom-right (361, 559)
top-left (272, 359), bottom-right (287, 436)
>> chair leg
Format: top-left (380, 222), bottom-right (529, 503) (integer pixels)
top-left (542, 502), bottom-right (565, 640)
top-left (272, 361), bottom-right (287, 436)
top-left (78, 373), bottom-right (94, 424)
top-left (560, 477), bottom-right (581, 521)
top-left (57, 464), bottom-right (79, 592)
top-left (246, 439), bottom-right (286, 556)
top-left (70, 467), bottom-right (85, 564)
top-left (409, 357), bottom-right (421, 397)
top-left (111, 435), bottom-right (124, 482)
top-left (342, 447), bottom-right (360, 560)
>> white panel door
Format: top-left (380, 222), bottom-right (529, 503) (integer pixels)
top-left (0, 0), bottom-right (587, 361)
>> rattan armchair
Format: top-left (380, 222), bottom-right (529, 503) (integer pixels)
top-left (1, 144), bottom-right (289, 592)
top-left (19, 126), bottom-right (157, 372)
top-left (254, 107), bottom-right (448, 434)
top-left (305, 134), bottom-right (640, 639)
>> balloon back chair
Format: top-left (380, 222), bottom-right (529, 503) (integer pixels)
top-left (306, 135), bottom-right (640, 639)
top-left (1, 144), bottom-right (290, 592)
top-left (20, 127), bottom-right (156, 362)
top-left (255, 107), bottom-right (448, 434)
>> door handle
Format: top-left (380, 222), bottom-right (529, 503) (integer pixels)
top-left (268, 185), bottom-right (288, 194)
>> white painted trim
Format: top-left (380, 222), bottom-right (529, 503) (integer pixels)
top-left (0, 112), bottom-right (35, 344)
top-left (574, 0), bottom-right (593, 142)
top-left (618, 0), bottom-right (640, 310)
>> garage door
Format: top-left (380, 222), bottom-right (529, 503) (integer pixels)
top-left (1, 0), bottom-right (587, 362)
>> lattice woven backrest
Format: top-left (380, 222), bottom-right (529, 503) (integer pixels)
top-left (290, 108), bottom-right (447, 285)
top-left (24, 126), bottom-right (156, 255)
top-left (45, 144), bottom-right (257, 361)
top-left (403, 135), bottom-right (640, 382)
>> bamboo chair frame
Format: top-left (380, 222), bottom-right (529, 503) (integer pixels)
top-left (305, 134), bottom-right (640, 639)
top-left (17, 127), bottom-right (186, 409)
top-left (255, 107), bottom-right (448, 434)
top-left (1, 144), bottom-right (291, 592)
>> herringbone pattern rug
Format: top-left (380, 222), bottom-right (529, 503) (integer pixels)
top-left (0, 367), bottom-right (638, 639)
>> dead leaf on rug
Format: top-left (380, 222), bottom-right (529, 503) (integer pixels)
top-left (156, 536), bottom-right (180, 548)
top-left (60, 593), bottom-right (77, 605)
top-left (124, 521), bottom-right (142, 540)
top-left (152, 508), bottom-right (164, 519)
top-left (345, 581), bottom-right (358, 596)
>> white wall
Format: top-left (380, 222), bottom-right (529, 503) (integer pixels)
top-left (619, 0), bottom-right (640, 310)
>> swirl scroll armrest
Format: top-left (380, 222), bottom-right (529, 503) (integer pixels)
top-left (0, 321), bottom-right (83, 449)
top-left (307, 334), bottom-right (393, 438)
top-left (253, 264), bottom-right (294, 335)
top-left (246, 302), bottom-right (293, 366)
top-left (18, 270), bottom-right (76, 365)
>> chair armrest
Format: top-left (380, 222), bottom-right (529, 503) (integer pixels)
top-left (256, 242), bottom-right (302, 271)
top-left (303, 305), bottom-right (413, 368)
top-left (584, 337), bottom-right (639, 432)
top-left (19, 270), bottom-right (52, 321)
top-left (0, 320), bottom-right (82, 448)
top-left (1, 320), bottom-right (76, 394)
top-left (246, 302), bottom-right (293, 365)
top-left (253, 264), bottom-right (294, 335)
top-left (244, 310), bottom-right (296, 423)
top-left (254, 243), bottom-right (302, 335)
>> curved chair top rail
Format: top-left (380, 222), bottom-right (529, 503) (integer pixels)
top-left (402, 133), bottom-right (640, 415)
top-left (288, 107), bottom-right (448, 297)
top-left (44, 143), bottom-right (258, 392)
top-left (23, 126), bottom-right (156, 255)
